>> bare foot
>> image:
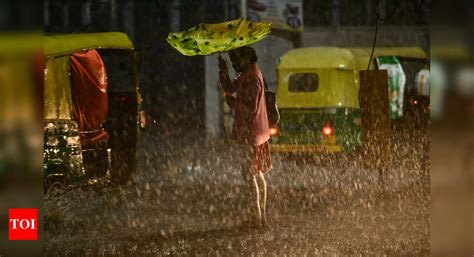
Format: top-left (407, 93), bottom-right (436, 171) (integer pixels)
top-left (261, 217), bottom-right (269, 228)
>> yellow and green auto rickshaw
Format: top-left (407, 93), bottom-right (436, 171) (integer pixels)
top-left (270, 46), bottom-right (427, 153)
top-left (44, 32), bottom-right (141, 189)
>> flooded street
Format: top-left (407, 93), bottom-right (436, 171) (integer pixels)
top-left (45, 127), bottom-right (429, 256)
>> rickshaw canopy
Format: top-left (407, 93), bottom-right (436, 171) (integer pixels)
top-left (277, 47), bottom-right (359, 109)
top-left (278, 47), bottom-right (356, 70)
top-left (356, 47), bottom-right (427, 59)
top-left (44, 32), bottom-right (134, 59)
top-left (278, 46), bottom-right (427, 72)
top-left (276, 46), bottom-right (427, 109)
top-left (44, 32), bottom-right (135, 120)
top-left (348, 46), bottom-right (427, 70)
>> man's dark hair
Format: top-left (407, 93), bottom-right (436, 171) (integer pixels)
top-left (231, 46), bottom-right (258, 63)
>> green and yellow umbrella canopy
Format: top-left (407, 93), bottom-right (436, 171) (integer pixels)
top-left (167, 18), bottom-right (271, 56)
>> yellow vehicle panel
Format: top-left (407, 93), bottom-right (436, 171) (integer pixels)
top-left (278, 47), bottom-right (356, 70)
top-left (276, 68), bottom-right (360, 109)
top-left (44, 56), bottom-right (73, 120)
top-left (45, 32), bottom-right (134, 59)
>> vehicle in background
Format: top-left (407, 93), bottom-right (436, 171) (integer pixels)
top-left (270, 46), bottom-right (427, 153)
top-left (44, 32), bottom-right (141, 190)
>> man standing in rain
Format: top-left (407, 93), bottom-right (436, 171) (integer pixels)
top-left (218, 46), bottom-right (272, 228)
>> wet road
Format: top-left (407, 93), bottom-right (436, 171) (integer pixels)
top-left (45, 128), bottom-right (429, 256)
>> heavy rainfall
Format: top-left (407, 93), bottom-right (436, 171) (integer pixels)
top-left (4, 0), bottom-right (472, 256)
top-left (44, 126), bottom-right (430, 255)
top-left (39, 1), bottom-right (431, 256)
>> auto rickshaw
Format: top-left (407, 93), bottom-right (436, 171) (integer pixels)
top-left (270, 46), bottom-right (427, 153)
top-left (44, 32), bottom-right (141, 190)
top-left (349, 47), bottom-right (429, 125)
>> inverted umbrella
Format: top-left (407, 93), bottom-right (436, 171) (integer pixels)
top-left (166, 18), bottom-right (271, 56)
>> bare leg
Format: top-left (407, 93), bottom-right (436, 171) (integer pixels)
top-left (240, 164), bottom-right (252, 219)
top-left (251, 175), bottom-right (262, 224)
top-left (241, 164), bottom-right (262, 226)
top-left (255, 172), bottom-right (267, 226)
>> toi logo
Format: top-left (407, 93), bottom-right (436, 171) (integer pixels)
top-left (8, 208), bottom-right (38, 240)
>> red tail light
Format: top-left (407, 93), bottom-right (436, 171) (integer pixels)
top-left (270, 127), bottom-right (278, 136)
top-left (322, 126), bottom-right (333, 136)
top-left (322, 120), bottom-right (333, 136)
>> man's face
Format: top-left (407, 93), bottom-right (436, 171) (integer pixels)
top-left (229, 52), bottom-right (243, 73)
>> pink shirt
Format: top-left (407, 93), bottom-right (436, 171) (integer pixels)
top-left (220, 63), bottom-right (270, 146)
